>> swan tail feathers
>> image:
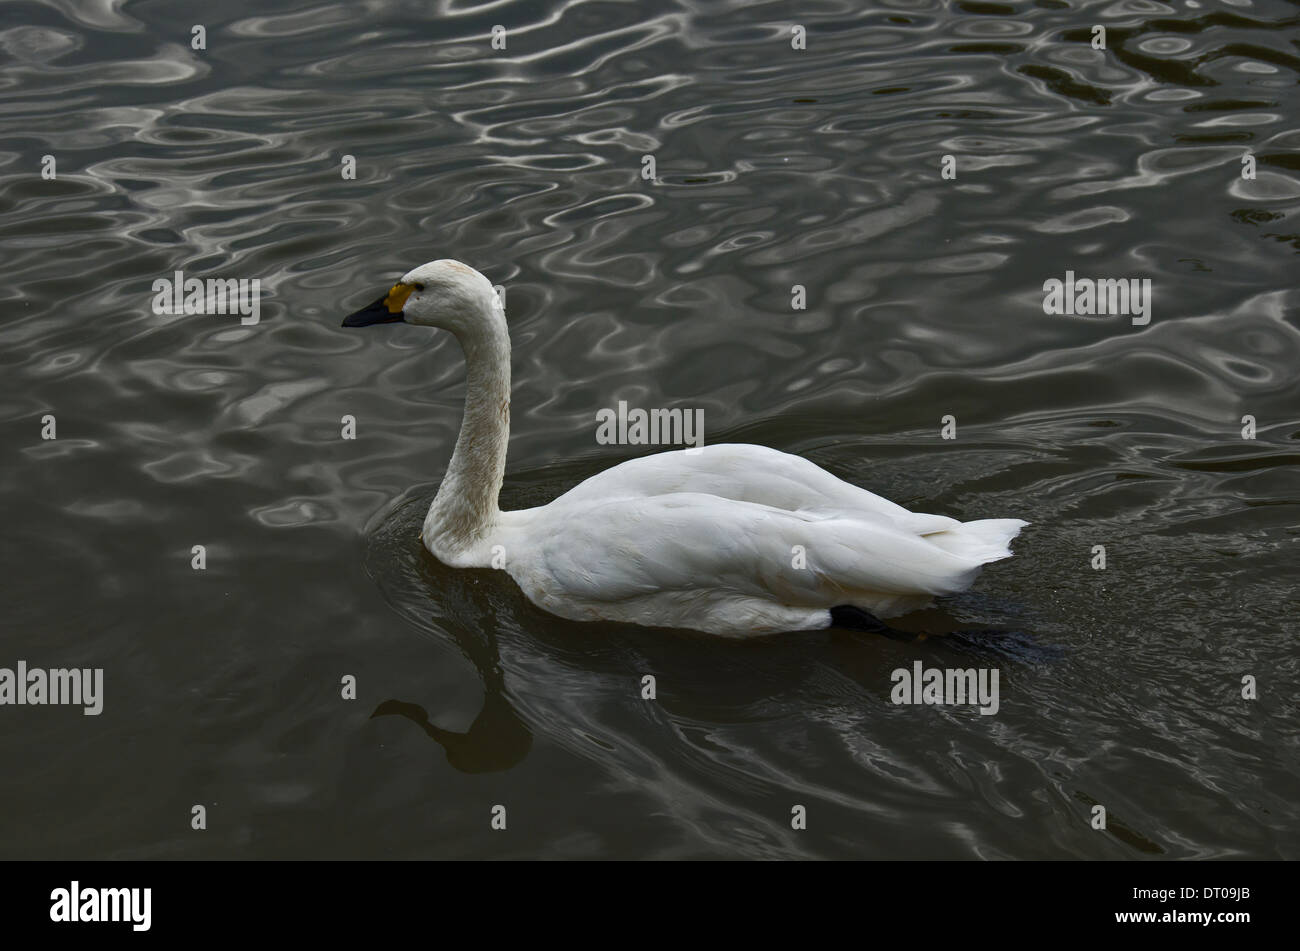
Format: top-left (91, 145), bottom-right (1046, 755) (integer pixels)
top-left (922, 518), bottom-right (1027, 564)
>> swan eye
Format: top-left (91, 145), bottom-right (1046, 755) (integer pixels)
top-left (413, 282), bottom-right (425, 291)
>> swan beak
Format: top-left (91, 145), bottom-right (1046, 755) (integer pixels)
top-left (342, 283), bottom-right (412, 327)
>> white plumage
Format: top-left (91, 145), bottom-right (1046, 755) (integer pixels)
top-left (343, 259), bottom-right (1026, 638)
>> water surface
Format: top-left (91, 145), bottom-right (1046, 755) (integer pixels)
top-left (1, 0), bottom-right (1297, 859)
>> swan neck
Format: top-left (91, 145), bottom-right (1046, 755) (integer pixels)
top-left (426, 317), bottom-right (510, 554)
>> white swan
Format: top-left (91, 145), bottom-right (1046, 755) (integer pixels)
top-left (343, 260), bottom-right (1027, 638)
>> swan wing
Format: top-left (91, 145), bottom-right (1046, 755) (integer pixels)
top-left (506, 492), bottom-right (1019, 614)
top-left (553, 443), bottom-right (960, 535)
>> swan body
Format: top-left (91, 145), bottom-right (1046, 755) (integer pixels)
top-left (343, 260), bottom-right (1027, 638)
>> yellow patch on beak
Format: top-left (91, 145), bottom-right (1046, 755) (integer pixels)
top-left (384, 283), bottom-right (414, 314)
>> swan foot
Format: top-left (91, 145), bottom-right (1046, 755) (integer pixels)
top-left (830, 608), bottom-right (1062, 662)
top-left (829, 605), bottom-right (916, 641)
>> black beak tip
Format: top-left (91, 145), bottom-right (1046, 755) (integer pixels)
top-left (342, 295), bottom-right (405, 328)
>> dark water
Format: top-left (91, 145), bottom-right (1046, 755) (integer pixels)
top-left (1, 0), bottom-right (1297, 859)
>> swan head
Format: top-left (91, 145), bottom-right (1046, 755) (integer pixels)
top-left (341, 259), bottom-right (500, 332)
